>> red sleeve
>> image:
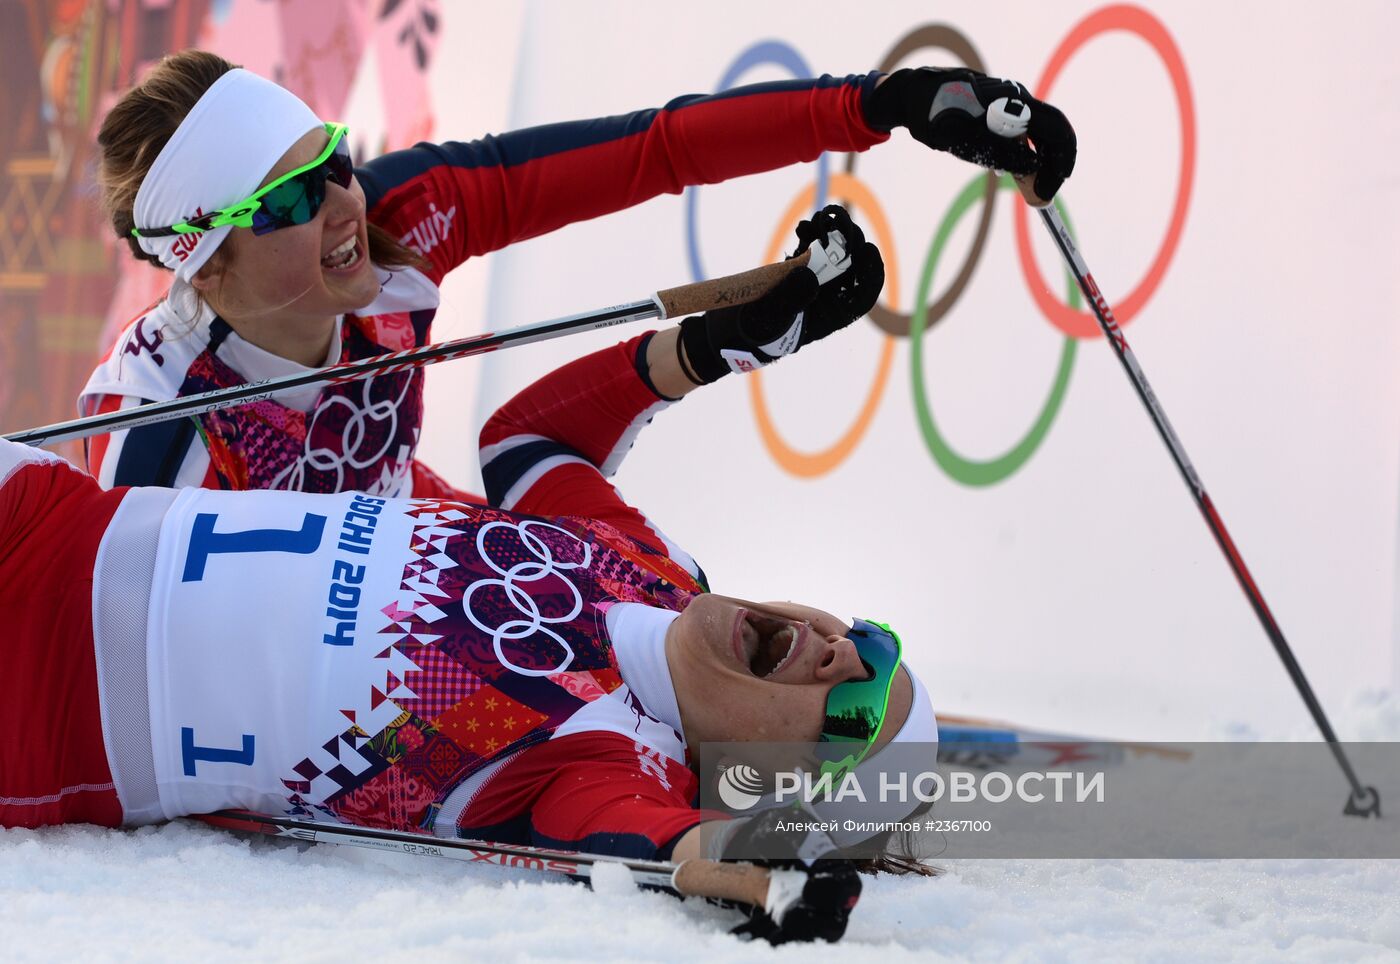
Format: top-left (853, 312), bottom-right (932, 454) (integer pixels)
top-left (358, 73), bottom-right (888, 285)
top-left (477, 332), bottom-right (703, 582)
top-left (0, 441), bottom-right (125, 828)
top-left (459, 732), bottom-right (713, 861)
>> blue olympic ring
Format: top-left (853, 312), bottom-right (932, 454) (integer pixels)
top-left (684, 40), bottom-right (830, 283)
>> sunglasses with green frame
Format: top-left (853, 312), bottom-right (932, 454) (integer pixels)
top-left (816, 619), bottom-right (904, 778)
top-left (131, 122), bottom-right (353, 239)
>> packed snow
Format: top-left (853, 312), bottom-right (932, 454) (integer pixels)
top-left (3, 690), bottom-right (1397, 962)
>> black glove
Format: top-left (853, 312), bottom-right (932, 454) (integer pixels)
top-left (678, 205), bottom-right (884, 385)
top-left (791, 204), bottom-right (884, 344)
top-left (717, 807), bottom-right (862, 945)
top-left (731, 858), bottom-right (862, 945)
top-left (866, 67), bottom-right (1077, 201)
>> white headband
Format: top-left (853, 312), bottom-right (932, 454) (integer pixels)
top-left (133, 67), bottom-right (322, 282)
top-left (890, 663), bottom-right (937, 748)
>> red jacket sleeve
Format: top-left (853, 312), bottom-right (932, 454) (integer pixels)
top-left (458, 731), bottom-right (712, 861)
top-left (477, 332), bottom-right (704, 585)
top-left (358, 73), bottom-right (888, 284)
top-left (0, 441), bottom-right (125, 828)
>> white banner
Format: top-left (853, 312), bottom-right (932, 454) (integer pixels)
top-left (416, 0), bottom-right (1400, 740)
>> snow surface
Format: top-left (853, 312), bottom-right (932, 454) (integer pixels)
top-left (3, 691), bottom-right (1398, 963)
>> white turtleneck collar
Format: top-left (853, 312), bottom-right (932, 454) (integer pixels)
top-left (605, 603), bottom-right (684, 739)
top-left (215, 316), bottom-right (343, 413)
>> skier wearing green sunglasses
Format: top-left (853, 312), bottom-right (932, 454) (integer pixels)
top-left (87, 58), bottom-right (435, 497)
top-left (657, 595), bottom-right (933, 943)
top-left (129, 122), bottom-right (355, 239)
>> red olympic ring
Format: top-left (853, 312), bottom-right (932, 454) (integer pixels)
top-left (1013, 4), bottom-right (1196, 339)
top-left (706, 6), bottom-right (1195, 479)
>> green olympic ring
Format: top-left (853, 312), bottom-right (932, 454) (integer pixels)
top-left (910, 175), bottom-right (1082, 487)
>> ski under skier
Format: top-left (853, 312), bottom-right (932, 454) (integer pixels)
top-left (4, 206), bottom-right (945, 943)
top-left (79, 51), bottom-right (1074, 501)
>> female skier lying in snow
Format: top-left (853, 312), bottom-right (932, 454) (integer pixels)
top-left (2, 209), bottom-right (934, 944)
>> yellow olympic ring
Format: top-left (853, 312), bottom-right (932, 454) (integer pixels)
top-left (748, 173), bottom-right (899, 477)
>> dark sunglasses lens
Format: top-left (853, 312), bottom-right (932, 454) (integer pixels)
top-left (250, 169), bottom-right (326, 236)
top-left (822, 643), bottom-right (899, 745)
top-left (822, 682), bottom-right (882, 742)
top-left (326, 139), bottom-right (354, 189)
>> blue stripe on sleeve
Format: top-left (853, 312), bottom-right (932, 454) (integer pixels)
top-left (631, 332), bottom-right (680, 401)
top-left (481, 437), bottom-right (589, 508)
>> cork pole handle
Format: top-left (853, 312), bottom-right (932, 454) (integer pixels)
top-left (1013, 171), bottom-right (1053, 208)
top-left (654, 249), bottom-right (812, 319)
top-left (671, 859), bottom-right (771, 908)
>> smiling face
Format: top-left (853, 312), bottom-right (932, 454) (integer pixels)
top-left (664, 594), bottom-right (913, 748)
top-left (191, 126), bottom-right (380, 364)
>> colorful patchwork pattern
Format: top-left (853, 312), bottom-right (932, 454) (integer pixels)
top-left (392, 643), bottom-right (484, 721)
top-left (436, 685), bottom-right (550, 760)
top-left (279, 497), bottom-right (703, 833)
top-left (183, 314), bottom-right (425, 494)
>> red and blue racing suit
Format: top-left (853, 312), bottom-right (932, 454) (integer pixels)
top-left (8, 333), bottom-right (723, 860)
top-left (80, 74), bottom-right (888, 500)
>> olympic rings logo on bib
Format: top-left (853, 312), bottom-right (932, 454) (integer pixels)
top-left (683, 6), bottom-right (1195, 485)
top-left (462, 520), bottom-right (593, 678)
top-left (274, 372), bottom-right (415, 495)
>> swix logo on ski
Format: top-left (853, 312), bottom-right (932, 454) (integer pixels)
top-left (399, 201), bottom-right (457, 256)
top-left (171, 209), bottom-right (207, 262)
top-left (468, 848), bottom-right (579, 874)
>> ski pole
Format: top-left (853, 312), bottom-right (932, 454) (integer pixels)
top-left (1033, 201), bottom-right (1380, 818)
top-left (198, 809), bottom-right (684, 890)
top-left (199, 810), bottom-right (773, 907)
top-left (6, 248), bottom-right (819, 449)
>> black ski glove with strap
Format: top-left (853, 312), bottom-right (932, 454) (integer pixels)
top-left (865, 66), bottom-right (1077, 202)
top-left (678, 205), bottom-right (884, 385)
top-left (714, 807), bottom-right (862, 945)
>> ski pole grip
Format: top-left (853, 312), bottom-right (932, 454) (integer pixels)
top-left (672, 859), bottom-right (771, 907)
top-left (654, 249), bottom-right (812, 319)
top-left (1013, 172), bottom-right (1052, 209)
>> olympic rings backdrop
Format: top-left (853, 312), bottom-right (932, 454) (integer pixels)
top-left (469, 1), bottom-right (1400, 738)
top-left (1, 1), bottom-right (1396, 737)
top-left (684, 8), bottom-right (1196, 484)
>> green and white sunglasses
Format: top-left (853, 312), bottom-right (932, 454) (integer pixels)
top-left (817, 619), bottom-right (904, 777)
top-left (132, 122), bottom-right (353, 239)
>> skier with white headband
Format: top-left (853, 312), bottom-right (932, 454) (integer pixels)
top-left (5, 219), bottom-right (935, 943)
top-left (79, 50), bottom-right (1074, 498)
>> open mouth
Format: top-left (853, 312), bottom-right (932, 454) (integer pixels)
top-left (732, 609), bottom-right (806, 678)
top-left (321, 235), bottom-right (362, 271)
